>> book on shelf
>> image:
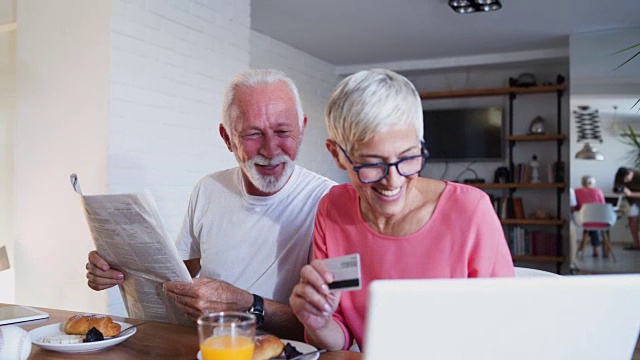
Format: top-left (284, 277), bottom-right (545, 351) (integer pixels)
top-left (546, 163), bottom-right (555, 183)
top-left (521, 163), bottom-right (529, 184)
top-left (513, 163), bottom-right (534, 184)
top-left (531, 231), bottom-right (557, 256)
top-left (507, 226), bottom-right (531, 256)
top-left (500, 197), bottom-right (517, 219)
top-left (512, 197), bottom-right (525, 219)
top-left (490, 196), bottom-right (523, 220)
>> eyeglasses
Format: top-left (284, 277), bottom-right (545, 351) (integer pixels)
top-left (337, 143), bottom-right (429, 184)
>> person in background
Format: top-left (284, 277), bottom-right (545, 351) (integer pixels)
top-left (85, 69), bottom-right (336, 340)
top-left (614, 167), bottom-right (640, 250)
top-left (289, 69), bottom-right (514, 352)
top-left (572, 175), bottom-right (606, 257)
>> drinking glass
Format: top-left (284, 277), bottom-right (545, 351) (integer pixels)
top-left (197, 312), bottom-right (256, 360)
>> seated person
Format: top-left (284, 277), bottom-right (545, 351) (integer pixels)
top-left (85, 69), bottom-right (336, 340)
top-left (289, 69), bottom-right (515, 352)
top-left (614, 167), bottom-right (640, 250)
top-left (573, 175), bottom-right (606, 257)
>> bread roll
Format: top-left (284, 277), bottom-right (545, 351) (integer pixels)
top-left (63, 314), bottom-right (121, 337)
top-left (252, 334), bottom-right (284, 360)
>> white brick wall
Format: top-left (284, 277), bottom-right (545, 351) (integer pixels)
top-left (110, 0), bottom-right (251, 239)
top-left (250, 30), bottom-right (348, 183)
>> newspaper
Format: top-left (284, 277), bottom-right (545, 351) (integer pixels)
top-left (70, 173), bottom-right (193, 326)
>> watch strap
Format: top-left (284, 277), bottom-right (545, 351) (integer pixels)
top-left (248, 294), bottom-right (265, 328)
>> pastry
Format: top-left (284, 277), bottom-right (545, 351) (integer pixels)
top-left (252, 334), bottom-right (285, 360)
top-left (63, 314), bottom-right (121, 337)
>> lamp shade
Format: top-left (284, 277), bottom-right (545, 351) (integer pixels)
top-left (0, 246), bottom-right (9, 272)
top-left (575, 143), bottom-right (605, 161)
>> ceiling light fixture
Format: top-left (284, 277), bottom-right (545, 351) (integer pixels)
top-left (575, 143), bottom-right (605, 161)
top-left (448, 0), bottom-right (502, 14)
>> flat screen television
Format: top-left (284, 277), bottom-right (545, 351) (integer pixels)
top-left (423, 106), bottom-right (504, 162)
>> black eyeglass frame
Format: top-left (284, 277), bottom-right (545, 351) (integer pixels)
top-left (337, 142), bottom-right (430, 184)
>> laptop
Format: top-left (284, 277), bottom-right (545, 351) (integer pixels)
top-left (363, 275), bottom-right (640, 360)
top-left (605, 195), bottom-right (623, 211)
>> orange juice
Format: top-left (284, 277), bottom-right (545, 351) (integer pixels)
top-left (200, 335), bottom-right (255, 360)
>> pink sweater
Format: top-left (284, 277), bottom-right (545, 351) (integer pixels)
top-left (312, 181), bottom-right (515, 350)
top-left (574, 187), bottom-right (605, 210)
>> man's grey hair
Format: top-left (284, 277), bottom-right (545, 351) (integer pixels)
top-left (582, 175), bottom-right (596, 187)
top-left (325, 68), bottom-right (423, 152)
top-left (221, 69), bottom-right (304, 132)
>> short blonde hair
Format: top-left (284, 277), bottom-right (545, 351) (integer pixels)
top-left (325, 69), bottom-right (423, 152)
top-left (221, 69), bottom-right (304, 132)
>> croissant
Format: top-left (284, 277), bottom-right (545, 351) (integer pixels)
top-left (253, 334), bottom-right (285, 360)
top-left (63, 314), bottom-right (121, 337)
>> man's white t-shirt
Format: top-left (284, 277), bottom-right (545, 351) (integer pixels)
top-left (175, 165), bottom-right (336, 304)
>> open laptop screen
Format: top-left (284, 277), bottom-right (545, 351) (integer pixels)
top-left (604, 195), bottom-right (622, 210)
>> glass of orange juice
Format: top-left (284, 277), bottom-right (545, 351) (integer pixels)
top-left (197, 312), bottom-right (256, 360)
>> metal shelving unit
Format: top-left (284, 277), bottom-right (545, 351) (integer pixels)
top-left (420, 78), bottom-right (567, 273)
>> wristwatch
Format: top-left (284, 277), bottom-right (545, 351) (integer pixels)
top-left (248, 294), bottom-right (265, 328)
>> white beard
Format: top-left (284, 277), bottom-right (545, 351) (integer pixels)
top-left (239, 154), bottom-right (294, 193)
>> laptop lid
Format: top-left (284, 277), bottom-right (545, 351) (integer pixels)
top-left (363, 275), bottom-right (640, 360)
top-left (605, 195), bottom-right (623, 211)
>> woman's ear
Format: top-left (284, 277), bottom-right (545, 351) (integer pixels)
top-left (326, 140), bottom-right (347, 170)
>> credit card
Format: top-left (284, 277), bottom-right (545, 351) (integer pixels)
top-left (323, 253), bottom-right (362, 292)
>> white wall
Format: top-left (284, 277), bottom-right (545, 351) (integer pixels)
top-left (14, 0), bottom-right (111, 311)
top-left (250, 30), bottom-right (345, 183)
top-left (0, 28), bottom-right (15, 303)
top-left (0, 0), bottom-right (15, 25)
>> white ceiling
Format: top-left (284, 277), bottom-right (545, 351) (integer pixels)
top-left (3, 0), bottom-right (638, 70)
top-left (251, 0), bottom-right (640, 69)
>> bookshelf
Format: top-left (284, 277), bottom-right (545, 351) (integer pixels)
top-left (420, 78), bottom-right (567, 273)
top-left (473, 183), bottom-right (565, 190)
top-left (418, 84), bottom-right (566, 99)
top-left (501, 219), bottom-right (565, 226)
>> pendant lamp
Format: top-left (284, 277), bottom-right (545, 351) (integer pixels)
top-left (575, 143), bottom-right (605, 161)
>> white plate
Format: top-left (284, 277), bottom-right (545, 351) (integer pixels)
top-left (196, 339), bottom-right (319, 360)
top-left (29, 321), bottom-right (136, 353)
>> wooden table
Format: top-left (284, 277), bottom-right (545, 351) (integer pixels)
top-left (3, 304), bottom-right (362, 360)
top-left (10, 304), bottom-right (639, 359)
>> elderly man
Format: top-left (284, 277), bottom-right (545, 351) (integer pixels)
top-left (86, 69), bottom-right (335, 340)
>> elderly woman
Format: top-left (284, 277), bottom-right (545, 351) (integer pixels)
top-left (289, 69), bottom-right (514, 351)
top-left (573, 175), bottom-right (606, 257)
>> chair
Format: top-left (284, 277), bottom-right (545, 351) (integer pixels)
top-left (514, 267), bottom-right (561, 278)
top-left (575, 203), bottom-right (617, 262)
